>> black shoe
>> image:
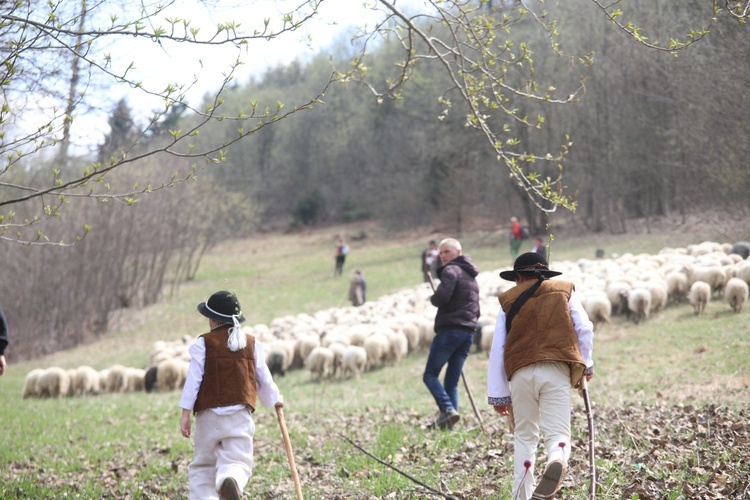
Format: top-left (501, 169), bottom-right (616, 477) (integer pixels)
top-left (531, 459), bottom-right (565, 498)
top-left (219, 477), bottom-right (241, 500)
top-left (435, 408), bottom-right (460, 430)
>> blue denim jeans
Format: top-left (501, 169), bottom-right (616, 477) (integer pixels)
top-left (423, 329), bottom-right (473, 412)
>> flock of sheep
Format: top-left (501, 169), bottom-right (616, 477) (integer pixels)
top-left (571, 240), bottom-right (750, 328)
top-left (22, 240), bottom-right (750, 398)
top-left (22, 337), bottom-right (191, 399)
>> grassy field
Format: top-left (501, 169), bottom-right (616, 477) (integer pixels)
top-left (1, 223), bottom-right (749, 498)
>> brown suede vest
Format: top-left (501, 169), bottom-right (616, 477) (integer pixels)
top-left (499, 279), bottom-right (586, 388)
top-left (193, 326), bottom-right (258, 414)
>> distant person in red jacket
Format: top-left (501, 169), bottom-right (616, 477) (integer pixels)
top-left (509, 217), bottom-right (523, 261)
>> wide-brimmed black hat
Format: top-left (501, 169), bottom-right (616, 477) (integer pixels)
top-left (197, 291), bottom-right (246, 323)
top-left (499, 252), bottom-right (563, 282)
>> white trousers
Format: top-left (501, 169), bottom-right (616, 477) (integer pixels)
top-left (509, 362), bottom-right (572, 500)
top-left (189, 409), bottom-right (256, 500)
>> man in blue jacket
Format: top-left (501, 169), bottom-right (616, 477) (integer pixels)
top-left (424, 238), bottom-right (480, 430)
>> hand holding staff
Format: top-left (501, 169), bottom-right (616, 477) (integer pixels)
top-left (276, 403), bottom-right (303, 500)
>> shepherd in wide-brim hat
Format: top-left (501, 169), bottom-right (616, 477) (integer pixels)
top-left (499, 252), bottom-right (562, 282)
top-left (197, 290), bottom-right (247, 352)
top-left (197, 290), bottom-right (246, 324)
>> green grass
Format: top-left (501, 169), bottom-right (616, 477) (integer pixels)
top-left (1, 224), bottom-right (749, 498)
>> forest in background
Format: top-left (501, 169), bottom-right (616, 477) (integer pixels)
top-left (2, 0), bottom-right (749, 360)
top-left (190, 0), bottom-right (750, 235)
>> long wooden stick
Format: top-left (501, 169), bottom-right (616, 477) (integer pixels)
top-left (461, 371), bottom-right (485, 432)
top-left (276, 406), bottom-right (303, 500)
top-left (339, 433), bottom-right (458, 500)
top-left (580, 377), bottom-right (596, 499)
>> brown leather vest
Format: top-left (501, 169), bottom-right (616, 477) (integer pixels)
top-left (499, 279), bottom-right (586, 388)
top-left (193, 327), bottom-right (258, 414)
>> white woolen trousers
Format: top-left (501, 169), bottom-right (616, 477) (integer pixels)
top-left (189, 408), bottom-right (256, 500)
top-left (509, 362), bottom-right (572, 500)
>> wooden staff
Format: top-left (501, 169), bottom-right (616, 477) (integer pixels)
top-left (580, 377), bottom-right (596, 499)
top-left (276, 406), bottom-right (303, 500)
top-left (426, 272), bottom-right (485, 432)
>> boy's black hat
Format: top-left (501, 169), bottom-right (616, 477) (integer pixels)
top-left (197, 291), bottom-right (245, 323)
top-left (500, 252), bottom-right (563, 282)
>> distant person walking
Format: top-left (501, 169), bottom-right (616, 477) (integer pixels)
top-left (348, 269), bottom-right (367, 307)
top-left (509, 217), bottom-right (523, 261)
top-left (0, 307), bottom-right (7, 376)
top-left (179, 290), bottom-right (284, 500)
top-left (424, 238), bottom-right (480, 430)
top-left (333, 238), bottom-right (349, 277)
top-left (487, 252), bottom-right (594, 499)
top-left (531, 235), bottom-right (547, 262)
top-left (421, 240), bottom-right (439, 282)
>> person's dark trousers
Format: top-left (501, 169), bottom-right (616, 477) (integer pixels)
top-left (423, 329), bottom-right (473, 412)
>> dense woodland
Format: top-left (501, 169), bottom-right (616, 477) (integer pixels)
top-left (2, 0), bottom-right (749, 360)
top-left (191, 0), bottom-right (750, 234)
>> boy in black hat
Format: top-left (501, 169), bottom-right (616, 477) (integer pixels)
top-left (180, 291), bottom-right (283, 500)
top-left (487, 253), bottom-right (594, 499)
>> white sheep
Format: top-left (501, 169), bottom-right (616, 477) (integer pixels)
top-left (725, 277), bottom-right (749, 313)
top-left (327, 342), bottom-right (347, 377)
top-left (665, 271), bottom-right (689, 304)
top-left (35, 367), bottom-right (71, 398)
top-left (582, 293), bottom-right (612, 329)
top-left (73, 365), bottom-right (100, 396)
top-left (297, 335), bottom-right (321, 366)
top-left (646, 281), bottom-right (668, 314)
top-left (107, 364), bottom-right (128, 393)
top-left (22, 368), bottom-right (44, 399)
top-left (606, 281), bottom-right (631, 316)
top-left (480, 324), bottom-right (495, 356)
top-left (156, 359), bottom-right (187, 391)
top-left (341, 345), bottom-right (367, 379)
top-left (66, 369), bottom-right (77, 396)
top-left (98, 369), bottom-right (110, 393)
top-left (626, 287), bottom-right (651, 324)
top-left (305, 346), bottom-right (335, 380)
top-left (385, 331), bottom-right (409, 364)
top-left (398, 323), bottom-right (421, 353)
top-left (418, 322), bottom-right (436, 349)
top-left (735, 261), bottom-right (750, 286)
top-left (125, 367), bottom-right (146, 392)
top-left (683, 264), bottom-right (726, 297)
top-left (688, 281), bottom-right (711, 315)
top-left (363, 334), bottom-right (390, 370)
